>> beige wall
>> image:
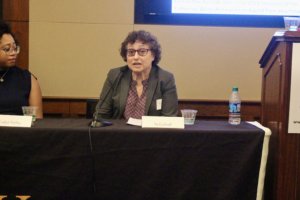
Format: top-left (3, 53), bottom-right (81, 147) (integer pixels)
top-left (29, 0), bottom-right (277, 100)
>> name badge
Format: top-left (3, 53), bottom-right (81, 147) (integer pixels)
top-left (156, 99), bottom-right (162, 110)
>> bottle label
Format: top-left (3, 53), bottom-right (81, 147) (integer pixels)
top-left (229, 103), bottom-right (240, 113)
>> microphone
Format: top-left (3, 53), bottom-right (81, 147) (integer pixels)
top-left (90, 69), bottom-right (123, 127)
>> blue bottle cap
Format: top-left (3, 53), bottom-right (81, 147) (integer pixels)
top-left (232, 87), bottom-right (238, 92)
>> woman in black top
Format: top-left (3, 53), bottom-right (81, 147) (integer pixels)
top-left (0, 21), bottom-right (43, 118)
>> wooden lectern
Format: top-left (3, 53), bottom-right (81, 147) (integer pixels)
top-left (259, 31), bottom-right (300, 200)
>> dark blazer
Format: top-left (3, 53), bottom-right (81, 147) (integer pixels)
top-left (95, 65), bottom-right (178, 119)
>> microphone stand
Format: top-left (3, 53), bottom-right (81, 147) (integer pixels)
top-left (90, 70), bottom-right (123, 128)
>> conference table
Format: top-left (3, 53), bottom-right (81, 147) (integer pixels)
top-left (0, 118), bottom-right (270, 200)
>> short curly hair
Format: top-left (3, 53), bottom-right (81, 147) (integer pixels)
top-left (120, 30), bottom-right (161, 65)
top-left (0, 21), bottom-right (18, 44)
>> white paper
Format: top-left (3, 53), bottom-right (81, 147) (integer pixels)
top-left (288, 43), bottom-right (300, 133)
top-left (142, 116), bottom-right (184, 129)
top-left (127, 117), bottom-right (142, 126)
top-left (0, 115), bottom-right (32, 127)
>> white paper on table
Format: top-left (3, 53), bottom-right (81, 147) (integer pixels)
top-left (127, 117), bottom-right (142, 126)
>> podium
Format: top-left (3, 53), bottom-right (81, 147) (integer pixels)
top-left (259, 31), bottom-right (300, 200)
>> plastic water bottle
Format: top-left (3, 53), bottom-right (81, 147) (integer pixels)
top-left (228, 87), bottom-right (241, 125)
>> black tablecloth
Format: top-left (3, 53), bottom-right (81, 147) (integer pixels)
top-left (0, 119), bottom-right (264, 200)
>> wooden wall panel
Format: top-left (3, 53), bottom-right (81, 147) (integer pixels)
top-left (43, 97), bottom-right (87, 118)
top-left (179, 100), bottom-right (260, 121)
top-left (8, 22), bottom-right (29, 69)
top-left (2, 0), bottom-right (29, 21)
top-left (43, 97), bottom-right (261, 121)
top-left (70, 102), bottom-right (87, 117)
top-left (2, 0), bottom-right (29, 69)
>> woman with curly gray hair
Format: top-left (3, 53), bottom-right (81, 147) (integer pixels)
top-left (93, 30), bottom-right (178, 123)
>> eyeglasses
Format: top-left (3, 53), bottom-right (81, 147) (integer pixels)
top-left (126, 48), bottom-right (150, 57)
top-left (0, 45), bottom-right (21, 55)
